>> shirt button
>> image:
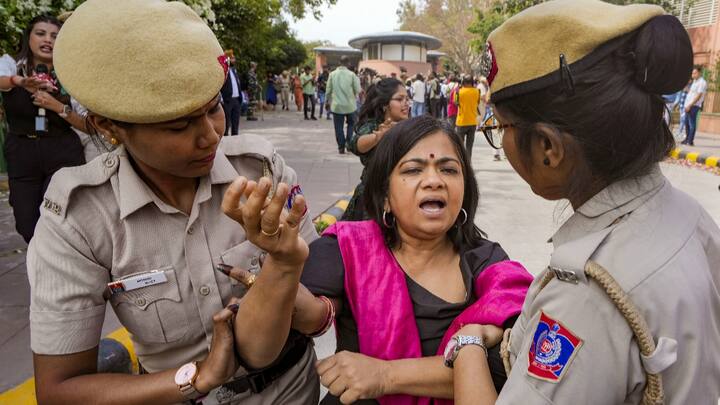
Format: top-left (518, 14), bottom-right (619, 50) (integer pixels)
top-left (199, 286), bottom-right (211, 296)
top-left (104, 157), bottom-right (117, 168)
top-left (136, 298), bottom-right (146, 306)
top-left (187, 226), bottom-right (194, 235)
top-left (250, 257), bottom-right (259, 266)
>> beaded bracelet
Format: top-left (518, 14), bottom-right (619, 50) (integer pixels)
top-left (308, 295), bottom-right (335, 338)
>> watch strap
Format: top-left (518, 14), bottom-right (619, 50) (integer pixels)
top-left (179, 382), bottom-right (205, 400)
top-left (449, 335), bottom-right (487, 368)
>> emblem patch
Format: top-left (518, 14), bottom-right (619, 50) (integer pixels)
top-left (480, 42), bottom-right (498, 86)
top-left (217, 55), bottom-right (229, 78)
top-left (527, 311), bottom-right (582, 383)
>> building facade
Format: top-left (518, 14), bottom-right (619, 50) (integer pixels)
top-left (349, 31), bottom-right (444, 78)
top-left (313, 31), bottom-right (444, 78)
top-left (680, 0), bottom-right (720, 133)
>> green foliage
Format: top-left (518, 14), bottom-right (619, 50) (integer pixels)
top-left (301, 39), bottom-right (334, 70)
top-left (396, 0), bottom-right (491, 74)
top-left (314, 219), bottom-right (330, 234)
top-left (0, 0), bottom-right (335, 74)
top-left (467, 8), bottom-right (505, 54)
top-left (469, 0), bottom-right (695, 54)
top-left (0, 0), bottom-right (85, 55)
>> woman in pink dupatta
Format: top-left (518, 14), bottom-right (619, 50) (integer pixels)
top-left (287, 116), bottom-right (533, 405)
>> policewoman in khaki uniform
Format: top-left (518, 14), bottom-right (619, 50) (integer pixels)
top-left (447, 1), bottom-right (720, 404)
top-left (27, 0), bottom-right (320, 404)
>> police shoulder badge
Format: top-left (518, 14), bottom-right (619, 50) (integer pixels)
top-left (527, 311), bottom-right (583, 383)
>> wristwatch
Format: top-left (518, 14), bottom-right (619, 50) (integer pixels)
top-left (174, 361), bottom-right (206, 400)
top-left (443, 335), bottom-right (487, 368)
top-left (58, 104), bottom-right (72, 118)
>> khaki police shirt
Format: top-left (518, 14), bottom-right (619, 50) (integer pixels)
top-left (27, 135), bottom-right (319, 397)
top-left (498, 167), bottom-right (720, 404)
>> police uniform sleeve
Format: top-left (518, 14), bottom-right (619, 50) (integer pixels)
top-left (496, 274), bottom-right (645, 404)
top-left (27, 209), bottom-right (109, 355)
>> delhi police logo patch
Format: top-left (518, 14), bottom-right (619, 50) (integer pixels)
top-left (527, 311), bottom-right (583, 383)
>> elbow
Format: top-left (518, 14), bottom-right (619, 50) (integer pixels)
top-left (238, 348), bottom-right (283, 370)
top-left (234, 334), bottom-right (286, 370)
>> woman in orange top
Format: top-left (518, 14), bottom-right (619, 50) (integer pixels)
top-left (292, 74), bottom-right (304, 111)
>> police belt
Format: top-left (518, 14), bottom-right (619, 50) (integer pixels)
top-left (222, 333), bottom-right (309, 395)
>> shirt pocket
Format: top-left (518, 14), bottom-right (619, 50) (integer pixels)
top-left (109, 267), bottom-right (188, 344)
top-left (217, 241), bottom-right (266, 301)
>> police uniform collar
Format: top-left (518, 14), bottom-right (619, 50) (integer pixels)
top-left (117, 147), bottom-right (157, 219)
top-left (575, 166), bottom-right (665, 219)
top-left (550, 166), bottom-right (665, 247)
top-left (209, 151), bottom-right (237, 185)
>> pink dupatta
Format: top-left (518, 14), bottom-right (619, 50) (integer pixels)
top-left (323, 220), bottom-right (532, 405)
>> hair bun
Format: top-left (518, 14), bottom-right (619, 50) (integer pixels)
top-left (633, 14), bottom-right (694, 94)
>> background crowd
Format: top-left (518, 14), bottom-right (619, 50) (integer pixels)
top-left (0, 1), bottom-right (718, 405)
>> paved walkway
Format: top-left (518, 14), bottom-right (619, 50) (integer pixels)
top-left (1, 108), bottom-right (719, 401)
top-left (676, 131), bottom-right (720, 157)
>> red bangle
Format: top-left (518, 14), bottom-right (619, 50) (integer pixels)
top-left (307, 295), bottom-right (335, 338)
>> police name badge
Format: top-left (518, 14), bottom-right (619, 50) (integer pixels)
top-left (107, 271), bottom-right (168, 295)
top-left (527, 311), bottom-right (583, 383)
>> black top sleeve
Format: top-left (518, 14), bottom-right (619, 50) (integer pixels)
top-left (300, 236), bottom-right (345, 298)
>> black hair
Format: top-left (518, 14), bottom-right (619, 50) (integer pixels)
top-left (16, 15), bottom-right (62, 75)
top-left (494, 15), bottom-right (692, 203)
top-left (356, 78), bottom-right (404, 130)
top-left (461, 76), bottom-right (474, 86)
top-left (364, 115), bottom-right (486, 250)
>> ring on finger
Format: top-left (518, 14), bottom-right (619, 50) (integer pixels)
top-left (243, 274), bottom-right (257, 288)
top-left (260, 227), bottom-right (280, 237)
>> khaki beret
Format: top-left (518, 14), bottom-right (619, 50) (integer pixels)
top-left (483, 0), bottom-right (664, 103)
top-left (54, 0), bottom-right (227, 124)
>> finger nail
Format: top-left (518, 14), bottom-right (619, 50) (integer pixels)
top-left (216, 263), bottom-right (232, 275)
top-left (227, 303), bottom-right (239, 313)
top-left (287, 185), bottom-right (303, 209)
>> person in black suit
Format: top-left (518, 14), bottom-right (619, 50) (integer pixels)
top-left (220, 51), bottom-right (243, 135)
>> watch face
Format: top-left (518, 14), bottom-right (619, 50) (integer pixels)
top-left (174, 362), bottom-right (197, 385)
top-left (443, 338), bottom-right (458, 362)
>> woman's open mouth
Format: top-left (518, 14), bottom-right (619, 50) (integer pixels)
top-left (419, 197), bottom-right (447, 215)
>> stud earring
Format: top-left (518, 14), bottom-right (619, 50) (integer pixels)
top-left (543, 157), bottom-right (550, 166)
top-left (110, 137), bottom-right (119, 145)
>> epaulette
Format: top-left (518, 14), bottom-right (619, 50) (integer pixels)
top-left (41, 152), bottom-right (119, 219)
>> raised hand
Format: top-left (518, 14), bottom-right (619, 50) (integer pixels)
top-left (221, 176), bottom-right (309, 267)
top-left (17, 75), bottom-right (57, 93)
